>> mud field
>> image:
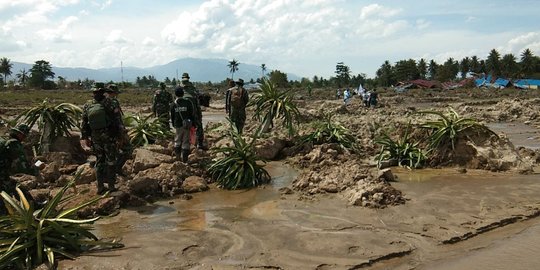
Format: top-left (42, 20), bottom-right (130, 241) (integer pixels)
top-left (2, 87), bottom-right (540, 269)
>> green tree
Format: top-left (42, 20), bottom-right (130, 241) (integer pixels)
top-left (501, 53), bottom-right (518, 78)
top-left (228, 59), bottom-right (239, 80)
top-left (0, 57), bottom-right (13, 86)
top-left (261, 63), bottom-right (267, 78)
top-left (16, 68), bottom-right (29, 88)
top-left (417, 58), bottom-right (428, 79)
top-left (520, 48), bottom-right (535, 77)
top-left (436, 57), bottom-right (459, 82)
top-left (428, 60), bottom-right (438, 80)
top-left (376, 60), bottom-right (394, 87)
top-left (393, 59), bottom-right (419, 82)
top-left (268, 69), bottom-right (289, 88)
top-left (28, 60), bottom-right (55, 89)
top-left (470, 56), bottom-right (481, 74)
top-left (486, 49), bottom-right (501, 77)
top-left (334, 62), bottom-right (351, 87)
top-left (460, 57), bottom-right (470, 79)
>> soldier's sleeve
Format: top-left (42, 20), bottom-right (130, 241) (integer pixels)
top-left (170, 103), bottom-right (176, 125)
top-left (242, 88), bottom-right (249, 105)
top-left (81, 104), bottom-right (91, 139)
top-left (7, 140), bottom-right (36, 175)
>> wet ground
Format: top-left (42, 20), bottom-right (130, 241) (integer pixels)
top-left (59, 160), bottom-right (540, 270)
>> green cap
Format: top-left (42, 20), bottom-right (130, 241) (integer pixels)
top-left (181, 73), bottom-right (190, 81)
top-left (105, 84), bottom-right (120, 93)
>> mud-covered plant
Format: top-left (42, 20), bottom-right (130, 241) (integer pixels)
top-left (250, 78), bottom-right (300, 136)
top-left (300, 112), bottom-right (357, 150)
top-left (0, 177), bottom-right (123, 269)
top-left (375, 123), bottom-right (426, 169)
top-left (208, 121), bottom-right (271, 190)
top-left (419, 107), bottom-right (498, 150)
top-left (16, 98), bottom-right (82, 153)
top-left (124, 113), bottom-right (172, 147)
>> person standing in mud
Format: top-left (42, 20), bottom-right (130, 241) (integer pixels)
top-left (0, 124), bottom-right (43, 212)
top-left (152, 82), bottom-right (173, 130)
top-left (80, 83), bottom-right (123, 194)
top-left (105, 84), bottom-right (132, 176)
top-left (225, 79), bottom-right (249, 133)
top-left (225, 79), bottom-right (235, 116)
top-left (170, 87), bottom-right (196, 162)
top-left (180, 73), bottom-right (205, 150)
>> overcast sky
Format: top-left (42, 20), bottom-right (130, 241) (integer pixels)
top-left (1, 0), bottom-right (539, 78)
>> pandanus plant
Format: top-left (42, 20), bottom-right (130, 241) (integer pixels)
top-left (123, 113), bottom-right (172, 147)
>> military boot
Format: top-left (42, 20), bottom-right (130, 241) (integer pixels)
top-left (174, 147), bottom-right (182, 161)
top-left (96, 179), bottom-right (106, 195)
top-left (181, 149), bottom-right (190, 163)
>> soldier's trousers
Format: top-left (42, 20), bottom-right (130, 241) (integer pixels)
top-left (116, 131), bottom-right (133, 174)
top-left (91, 132), bottom-right (118, 188)
top-left (230, 108), bottom-right (246, 134)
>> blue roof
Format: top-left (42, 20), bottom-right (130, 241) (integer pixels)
top-left (494, 78), bottom-right (511, 87)
top-left (514, 79), bottom-right (540, 87)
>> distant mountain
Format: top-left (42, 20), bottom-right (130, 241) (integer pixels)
top-left (9, 58), bottom-right (300, 83)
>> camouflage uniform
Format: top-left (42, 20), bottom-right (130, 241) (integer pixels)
top-left (152, 83), bottom-right (173, 130)
top-left (106, 85), bottom-right (133, 175)
top-left (81, 87), bottom-right (123, 193)
top-left (225, 79), bottom-right (249, 134)
top-left (0, 126), bottom-right (37, 213)
top-left (170, 87), bottom-right (196, 162)
top-left (180, 74), bottom-right (204, 148)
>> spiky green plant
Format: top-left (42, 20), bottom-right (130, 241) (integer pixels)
top-left (419, 107), bottom-right (498, 150)
top-left (0, 177), bottom-right (123, 269)
top-left (123, 113), bottom-right (172, 147)
top-left (16, 98), bottom-right (82, 153)
top-left (250, 78), bottom-right (300, 136)
top-left (375, 123), bottom-right (427, 169)
top-left (208, 120), bottom-right (271, 190)
top-left (300, 112), bottom-right (357, 150)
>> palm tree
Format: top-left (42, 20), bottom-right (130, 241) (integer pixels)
top-left (0, 57), bottom-right (13, 86)
top-left (228, 59), bottom-right (239, 80)
top-left (501, 54), bottom-right (518, 78)
top-left (486, 49), bottom-right (501, 77)
top-left (520, 48), bottom-right (535, 78)
top-left (16, 68), bottom-right (28, 88)
top-left (261, 63), bottom-right (267, 78)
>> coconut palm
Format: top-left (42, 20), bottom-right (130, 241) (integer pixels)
top-left (0, 178), bottom-right (123, 269)
top-left (208, 120), bottom-right (271, 190)
top-left (261, 64), bottom-right (266, 78)
top-left (228, 59), bottom-right (239, 80)
top-left (0, 57), bottom-right (13, 86)
top-left (16, 69), bottom-right (28, 88)
top-left (520, 48), bottom-right (535, 77)
top-left (16, 98), bottom-right (82, 153)
top-left (250, 78), bottom-right (300, 136)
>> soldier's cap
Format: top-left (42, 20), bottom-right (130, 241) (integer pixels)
top-left (235, 78), bottom-right (244, 86)
top-left (181, 73), bottom-right (190, 81)
top-left (92, 82), bottom-right (106, 92)
top-left (175, 87), bottom-right (184, 97)
top-left (105, 84), bottom-right (120, 93)
top-left (10, 124), bottom-right (30, 136)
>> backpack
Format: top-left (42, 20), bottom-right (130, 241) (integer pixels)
top-left (87, 102), bottom-right (109, 130)
top-left (230, 87), bottom-right (244, 108)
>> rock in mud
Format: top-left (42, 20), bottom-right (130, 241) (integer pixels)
top-left (182, 176), bottom-right (208, 193)
top-left (132, 148), bottom-right (174, 173)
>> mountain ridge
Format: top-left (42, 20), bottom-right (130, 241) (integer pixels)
top-left (9, 58), bottom-right (300, 83)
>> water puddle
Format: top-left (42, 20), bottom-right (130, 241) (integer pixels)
top-left (487, 122), bottom-right (540, 149)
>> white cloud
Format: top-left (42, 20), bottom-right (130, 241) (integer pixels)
top-left (0, 31), bottom-right (27, 52)
top-left (503, 32), bottom-right (540, 55)
top-left (416, 19), bottom-right (431, 30)
top-left (105, 30), bottom-right (130, 44)
top-left (360, 4), bottom-right (401, 20)
top-left (142, 37), bottom-right (156, 46)
top-left (91, 0), bottom-right (112, 10)
top-left (37, 16), bottom-right (78, 43)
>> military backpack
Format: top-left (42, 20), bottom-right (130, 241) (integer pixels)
top-left (87, 102), bottom-right (110, 130)
top-left (230, 87), bottom-right (245, 108)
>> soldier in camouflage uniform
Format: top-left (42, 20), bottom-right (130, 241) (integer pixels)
top-left (80, 83), bottom-right (123, 194)
top-left (225, 79), bottom-right (249, 134)
top-left (170, 87), bottom-right (196, 162)
top-left (180, 73), bottom-right (205, 149)
top-left (152, 82), bottom-right (173, 130)
top-left (105, 84), bottom-right (132, 176)
top-left (0, 124), bottom-right (41, 213)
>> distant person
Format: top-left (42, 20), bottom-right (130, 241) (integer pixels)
top-left (170, 87), bottom-right (196, 162)
top-left (343, 88), bottom-right (351, 106)
top-left (80, 83), bottom-right (123, 194)
top-left (369, 90), bottom-right (378, 108)
top-left (363, 90), bottom-right (370, 107)
top-left (225, 80), bottom-right (236, 116)
top-left (105, 84), bottom-right (132, 176)
top-left (307, 85), bottom-right (312, 97)
top-left (336, 88), bottom-right (342, 100)
top-left (225, 79), bottom-right (249, 133)
top-left (180, 73), bottom-right (205, 150)
top-left (152, 82), bottom-right (173, 130)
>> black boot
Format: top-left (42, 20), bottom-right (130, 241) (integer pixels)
top-left (181, 149), bottom-right (190, 163)
top-left (174, 147), bottom-right (182, 161)
top-left (96, 180), bottom-right (106, 195)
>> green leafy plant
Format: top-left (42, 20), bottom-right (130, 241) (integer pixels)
top-left (250, 78), bottom-right (300, 136)
top-left (124, 113), bottom-right (172, 147)
top-left (419, 107), bottom-right (498, 150)
top-left (16, 98), bottom-right (82, 153)
top-left (208, 121), bottom-right (271, 190)
top-left (0, 178), bottom-right (123, 269)
top-left (375, 123), bottom-right (426, 169)
top-left (300, 112), bottom-right (357, 150)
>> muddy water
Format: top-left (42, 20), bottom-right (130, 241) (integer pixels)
top-left (487, 122), bottom-right (540, 149)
